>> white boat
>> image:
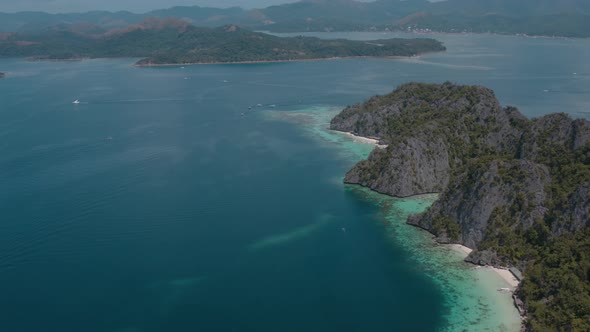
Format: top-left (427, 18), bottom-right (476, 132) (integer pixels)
top-left (72, 100), bottom-right (80, 104)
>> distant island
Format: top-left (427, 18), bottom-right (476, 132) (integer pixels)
top-left (0, 19), bottom-right (445, 66)
top-left (0, 72), bottom-right (5, 78)
top-left (331, 82), bottom-right (590, 331)
top-left (1, 0), bottom-right (589, 38)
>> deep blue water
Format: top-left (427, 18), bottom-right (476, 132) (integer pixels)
top-left (0, 33), bottom-right (589, 332)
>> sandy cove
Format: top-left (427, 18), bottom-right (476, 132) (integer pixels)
top-left (449, 244), bottom-right (520, 288)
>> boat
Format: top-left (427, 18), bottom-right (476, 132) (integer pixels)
top-left (72, 100), bottom-right (80, 104)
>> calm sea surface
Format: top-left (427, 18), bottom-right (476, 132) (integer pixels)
top-left (0, 33), bottom-right (589, 332)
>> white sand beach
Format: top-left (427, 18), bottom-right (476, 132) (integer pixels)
top-left (339, 131), bottom-right (388, 149)
top-left (449, 244), bottom-right (520, 288)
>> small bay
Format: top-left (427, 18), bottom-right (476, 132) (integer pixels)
top-left (0, 32), bottom-right (589, 332)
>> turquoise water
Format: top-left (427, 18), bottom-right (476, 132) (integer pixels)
top-left (266, 106), bottom-right (522, 332)
top-left (1, 33), bottom-right (589, 332)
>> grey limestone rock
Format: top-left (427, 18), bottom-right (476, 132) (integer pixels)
top-left (332, 82), bottom-right (590, 264)
top-left (464, 249), bottom-right (502, 266)
top-left (332, 82), bottom-right (524, 197)
top-left (344, 132), bottom-right (450, 197)
top-left (409, 159), bottom-right (551, 249)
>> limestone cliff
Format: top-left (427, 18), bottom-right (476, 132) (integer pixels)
top-left (331, 82), bottom-right (590, 330)
top-left (331, 82), bottom-right (524, 197)
top-left (331, 82), bottom-right (590, 255)
top-left (407, 159), bottom-right (551, 249)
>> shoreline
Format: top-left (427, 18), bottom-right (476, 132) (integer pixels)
top-left (337, 131), bottom-right (388, 149)
top-left (270, 29), bottom-right (583, 40)
top-left (337, 131), bottom-right (523, 329)
top-left (134, 55), bottom-right (424, 67)
top-left (22, 55), bottom-right (423, 67)
top-left (335, 132), bottom-right (520, 289)
top-left (270, 106), bottom-right (524, 331)
top-left (336, 133), bottom-right (519, 290)
top-left (448, 244), bottom-right (520, 288)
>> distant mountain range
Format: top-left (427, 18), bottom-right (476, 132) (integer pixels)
top-left (1, 0), bottom-right (590, 37)
top-left (0, 19), bottom-right (445, 65)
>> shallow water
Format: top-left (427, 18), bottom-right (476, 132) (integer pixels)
top-left (266, 106), bottom-right (522, 332)
top-left (0, 32), bottom-right (589, 332)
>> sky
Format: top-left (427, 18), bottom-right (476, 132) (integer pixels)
top-left (0, 0), bottom-right (377, 13)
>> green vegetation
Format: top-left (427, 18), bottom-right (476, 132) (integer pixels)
top-left (432, 214), bottom-right (461, 242)
top-left (519, 227), bottom-right (590, 331)
top-left (0, 23), bottom-right (445, 65)
top-left (2, 0), bottom-right (590, 38)
top-left (332, 82), bottom-right (590, 331)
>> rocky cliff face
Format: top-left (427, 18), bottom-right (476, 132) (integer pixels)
top-left (408, 159), bottom-right (551, 250)
top-left (554, 180), bottom-right (590, 236)
top-left (331, 82), bottom-right (524, 197)
top-left (344, 132), bottom-right (451, 197)
top-left (518, 113), bottom-right (590, 161)
top-left (331, 82), bottom-right (590, 260)
top-left (331, 82), bottom-right (590, 331)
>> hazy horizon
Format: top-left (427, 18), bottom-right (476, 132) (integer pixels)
top-left (0, 0), bottom-right (386, 14)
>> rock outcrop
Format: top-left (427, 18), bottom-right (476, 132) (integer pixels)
top-left (408, 159), bottom-right (551, 250)
top-left (331, 82), bottom-right (590, 259)
top-left (331, 82), bottom-right (524, 197)
top-left (344, 133), bottom-right (451, 197)
top-left (332, 82), bottom-right (590, 331)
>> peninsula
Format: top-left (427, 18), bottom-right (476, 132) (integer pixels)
top-left (0, 19), bottom-right (445, 66)
top-left (330, 82), bottom-right (590, 331)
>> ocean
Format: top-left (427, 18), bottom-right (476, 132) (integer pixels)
top-left (0, 32), bottom-right (589, 332)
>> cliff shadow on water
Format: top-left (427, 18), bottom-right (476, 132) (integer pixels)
top-left (330, 82), bottom-right (590, 331)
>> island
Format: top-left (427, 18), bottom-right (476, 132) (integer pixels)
top-left (330, 82), bottom-right (590, 331)
top-left (0, 19), bottom-right (445, 66)
top-left (1, 0), bottom-right (588, 38)
top-left (0, 72), bottom-right (5, 78)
